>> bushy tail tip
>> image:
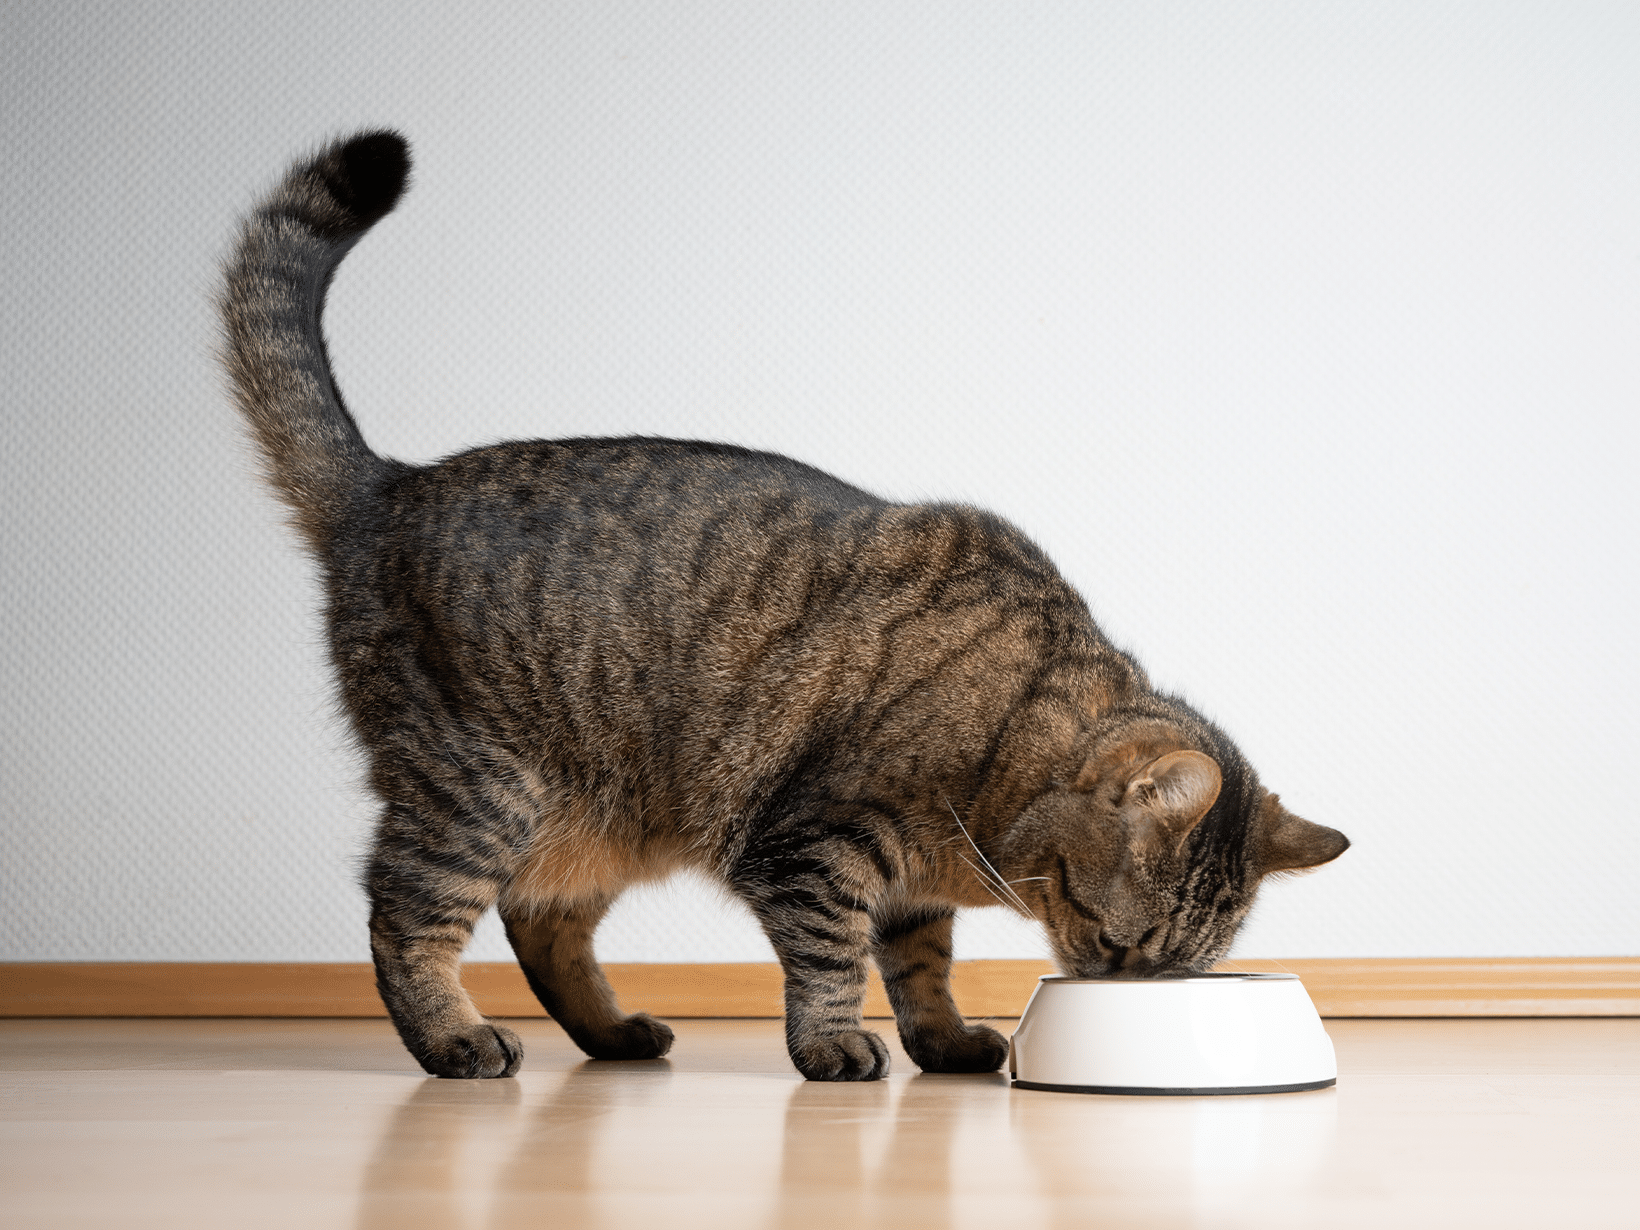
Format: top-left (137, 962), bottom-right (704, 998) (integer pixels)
top-left (305, 129), bottom-right (412, 239)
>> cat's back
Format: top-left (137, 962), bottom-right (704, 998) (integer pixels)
top-left (335, 433), bottom-right (1088, 696)
top-left (352, 434), bottom-right (1066, 606)
top-left (372, 436), bottom-right (879, 561)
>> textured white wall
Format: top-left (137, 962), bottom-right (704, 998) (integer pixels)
top-left (3, 2), bottom-right (1637, 965)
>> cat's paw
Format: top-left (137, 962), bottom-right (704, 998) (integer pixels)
top-left (791, 1028), bottom-right (891, 1081)
top-left (418, 1022), bottom-right (524, 1079)
top-left (902, 1022), bottom-right (1009, 1074)
top-left (581, 1012), bottom-right (675, 1061)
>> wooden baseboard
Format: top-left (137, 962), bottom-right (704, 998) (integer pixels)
top-left (2, 957), bottom-right (1636, 1019)
top-left (1213, 958), bottom-right (1640, 1017)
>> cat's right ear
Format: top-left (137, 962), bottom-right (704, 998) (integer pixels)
top-left (1254, 794), bottom-right (1350, 874)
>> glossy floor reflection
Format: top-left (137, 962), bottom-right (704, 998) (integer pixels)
top-left (2, 1017), bottom-right (1636, 1228)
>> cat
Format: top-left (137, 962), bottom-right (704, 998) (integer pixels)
top-left (219, 131), bottom-right (1348, 1082)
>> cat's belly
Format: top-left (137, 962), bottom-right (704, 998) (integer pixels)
top-left (503, 818), bottom-right (702, 908)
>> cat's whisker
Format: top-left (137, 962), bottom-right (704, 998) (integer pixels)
top-left (956, 853), bottom-right (1032, 920)
top-left (951, 807), bottom-right (1034, 919)
top-left (945, 800), bottom-right (1035, 920)
top-left (1006, 875), bottom-right (1049, 910)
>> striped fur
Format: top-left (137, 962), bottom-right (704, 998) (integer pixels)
top-left (219, 132), bottom-right (1349, 1081)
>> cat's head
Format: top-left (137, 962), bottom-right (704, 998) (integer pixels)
top-left (996, 715), bottom-right (1348, 977)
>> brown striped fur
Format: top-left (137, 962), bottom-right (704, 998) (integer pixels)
top-left (219, 132), bottom-right (1349, 1081)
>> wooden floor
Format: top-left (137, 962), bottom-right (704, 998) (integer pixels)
top-left (2, 1016), bottom-right (1635, 1229)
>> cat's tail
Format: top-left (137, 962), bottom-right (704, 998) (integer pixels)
top-left (219, 131), bottom-right (410, 553)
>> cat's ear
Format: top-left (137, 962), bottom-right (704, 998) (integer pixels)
top-left (1121, 750), bottom-right (1222, 855)
top-left (1254, 794), bottom-right (1350, 874)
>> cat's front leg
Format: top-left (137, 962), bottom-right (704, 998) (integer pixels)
top-left (734, 861), bottom-right (890, 1081)
top-left (871, 903), bottom-right (1008, 1073)
top-left (774, 921), bottom-right (890, 1082)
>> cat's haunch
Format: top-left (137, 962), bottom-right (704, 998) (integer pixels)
top-left (220, 131), bottom-right (1348, 1082)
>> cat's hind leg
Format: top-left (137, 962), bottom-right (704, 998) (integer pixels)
top-left (870, 904), bottom-right (1007, 1074)
top-left (498, 893), bottom-right (674, 1061)
top-left (367, 805), bottom-right (524, 1079)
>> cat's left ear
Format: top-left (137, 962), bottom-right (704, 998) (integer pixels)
top-left (1254, 794), bottom-right (1350, 874)
top-left (1120, 750), bottom-right (1222, 856)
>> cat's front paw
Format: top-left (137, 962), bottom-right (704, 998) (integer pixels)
top-left (902, 1022), bottom-right (1009, 1074)
top-left (417, 1022), bottom-right (524, 1079)
top-left (790, 1028), bottom-right (891, 1081)
top-left (581, 1012), bottom-right (675, 1061)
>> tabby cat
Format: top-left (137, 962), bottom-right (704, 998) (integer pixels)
top-left (220, 132), bottom-right (1348, 1082)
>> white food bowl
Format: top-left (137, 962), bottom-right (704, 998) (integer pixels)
top-left (1009, 973), bottom-right (1336, 1095)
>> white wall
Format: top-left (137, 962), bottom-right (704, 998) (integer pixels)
top-left (3, 2), bottom-right (1636, 965)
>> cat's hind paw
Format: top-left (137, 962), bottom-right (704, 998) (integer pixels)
top-left (791, 1028), bottom-right (891, 1081)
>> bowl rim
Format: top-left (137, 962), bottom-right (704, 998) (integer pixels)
top-left (1035, 972), bottom-right (1301, 984)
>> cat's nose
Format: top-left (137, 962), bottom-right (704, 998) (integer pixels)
top-left (1114, 947), bottom-right (1172, 978)
top-left (1097, 932), bottom-right (1130, 974)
